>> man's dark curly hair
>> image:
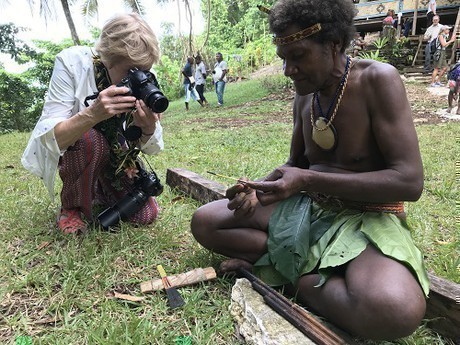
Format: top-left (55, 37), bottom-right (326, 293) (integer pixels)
top-left (269, 0), bottom-right (357, 52)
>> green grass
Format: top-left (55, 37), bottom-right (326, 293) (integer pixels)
top-left (0, 78), bottom-right (458, 344)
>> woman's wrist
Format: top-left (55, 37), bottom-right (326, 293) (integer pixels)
top-left (141, 126), bottom-right (156, 136)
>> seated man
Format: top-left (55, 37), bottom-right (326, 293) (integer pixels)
top-left (191, 0), bottom-right (429, 341)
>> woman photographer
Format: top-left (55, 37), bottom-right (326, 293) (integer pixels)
top-left (22, 13), bottom-right (165, 234)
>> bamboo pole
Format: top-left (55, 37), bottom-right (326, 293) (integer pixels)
top-left (448, 7), bottom-right (460, 64)
top-left (412, 35), bottom-right (424, 66)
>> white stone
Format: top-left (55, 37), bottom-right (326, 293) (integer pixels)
top-left (230, 278), bottom-right (316, 345)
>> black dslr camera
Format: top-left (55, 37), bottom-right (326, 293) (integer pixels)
top-left (117, 68), bottom-right (169, 113)
top-left (97, 166), bottom-right (163, 229)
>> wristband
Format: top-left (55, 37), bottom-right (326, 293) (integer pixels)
top-left (142, 131), bottom-right (154, 136)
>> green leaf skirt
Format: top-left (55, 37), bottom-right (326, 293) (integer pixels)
top-left (253, 194), bottom-right (430, 296)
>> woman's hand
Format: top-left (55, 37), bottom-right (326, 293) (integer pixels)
top-left (244, 166), bottom-right (308, 205)
top-left (55, 85), bottom-right (136, 150)
top-left (132, 99), bottom-right (161, 138)
top-left (226, 180), bottom-right (259, 218)
top-left (89, 85), bottom-right (136, 122)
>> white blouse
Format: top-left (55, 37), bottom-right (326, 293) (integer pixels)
top-left (21, 46), bottom-right (164, 200)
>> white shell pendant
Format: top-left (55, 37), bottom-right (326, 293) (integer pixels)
top-left (312, 117), bottom-right (337, 151)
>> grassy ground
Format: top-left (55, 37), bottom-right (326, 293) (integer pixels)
top-left (0, 77), bottom-right (458, 344)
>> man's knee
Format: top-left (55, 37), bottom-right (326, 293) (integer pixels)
top-left (190, 206), bottom-right (209, 244)
top-left (354, 283), bottom-right (426, 339)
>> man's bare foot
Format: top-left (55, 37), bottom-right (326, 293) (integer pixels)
top-left (447, 106), bottom-right (453, 113)
top-left (219, 258), bottom-right (253, 274)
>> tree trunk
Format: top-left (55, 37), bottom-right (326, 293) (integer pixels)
top-left (184, 0), bottom-right (193, 54)
top-left (199, 0), bottom-right (211, 52)
top-left (60, 0), bottom-right (81, 45)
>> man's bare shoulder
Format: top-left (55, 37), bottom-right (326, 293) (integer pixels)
top-left (353, 59), bottom-right (400, 81)
top-left (351, 59), bottom-right (403, 97)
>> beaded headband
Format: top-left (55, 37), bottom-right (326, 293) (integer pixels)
top-left (272, 23), bottom-right (322, 46)
top-left (256, 5), bottom-right (322, 46)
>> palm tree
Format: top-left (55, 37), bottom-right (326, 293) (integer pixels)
top-left (82, 0), bottom-right (146, 17)
top-left (59, 0), bottom-right (81, 45)
top-left (154, 0), bottom-right (211, 55)
top-left (1, 0), bottom-right (151, 46)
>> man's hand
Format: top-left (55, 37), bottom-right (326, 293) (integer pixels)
top-left (226, 180), bottom-right (259, 218)
top-left (244, 166), bottom-right (307, 205)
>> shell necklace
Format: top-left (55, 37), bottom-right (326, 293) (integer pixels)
top-left (310, 55), bottom-right (352, 151)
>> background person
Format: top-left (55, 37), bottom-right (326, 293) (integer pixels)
top-left (423, 15), bottom-right (443, 73)
top-left (22, 13), bottom-right (164, 234)
top-left (423, 15), bottom-right (442, 73)
top-left (426, 0), bottom-right (437, 25)
top-left (447, 61), bottom-right (460, 113)
top-left (350, 32), bottom-right (366, 57)
top-left (212, 52), bottom-right (228, 106)
top-left (403, 17), bottom-right (413, 37)
top-left (181, 56), bottom-right (203, 111)
top-left (430, 26), bottom-right (456, 87)
top-left (191, 0), bottom-right (428, 340)
top-left (194, 55), bottom-right (208, 105)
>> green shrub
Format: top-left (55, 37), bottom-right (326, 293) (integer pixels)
top-left (0, 71), bottom-right (42, 133)
top-left (259, 74), bottom-right (293, 93)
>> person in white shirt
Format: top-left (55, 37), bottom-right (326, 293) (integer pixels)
top-left (194, 55), bottom-right (208, 105)
top-left (22, 13), bottom-right (165, 234)
top-left (426, 0), bottom-right (437, 25)
top-left (212, 52), bottom-right (228, 106)
top-left (423, 15), bottom-right (443, 73)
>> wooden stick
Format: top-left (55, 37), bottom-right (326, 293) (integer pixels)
top-left (206, 171), bottom-right (248, 184)
top-left (141, 267), bottom-right (217, 293)
top-left (238, 268), bottom-right (346, 345)
top-left (252, 280), bottom-right (343, 345)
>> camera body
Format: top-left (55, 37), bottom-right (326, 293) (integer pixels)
top-left (97, 167), bottom-right (163, 229)
top-left (117, 68), bottom-right (169, 113)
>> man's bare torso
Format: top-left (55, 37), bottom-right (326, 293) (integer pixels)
top-left (294, 60), bottom-right (388, 174)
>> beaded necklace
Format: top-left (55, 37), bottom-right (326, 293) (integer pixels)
top-left (92, 56), bottom-right (140, 190)
top-left (310, 55), bottom-right (352, 151)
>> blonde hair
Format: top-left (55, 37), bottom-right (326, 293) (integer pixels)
top-left (96, 13), bottom-right (160, 69)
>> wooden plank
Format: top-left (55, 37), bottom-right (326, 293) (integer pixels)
top-left (424, 273), bottom-right (460, 341)
top-left (166, 168), bottom-right (226, 203)
top-left (166, 168), bottom-right (460, 341)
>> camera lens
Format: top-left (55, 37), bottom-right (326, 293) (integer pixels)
top-left (146, 93), bottom-right (169, 113)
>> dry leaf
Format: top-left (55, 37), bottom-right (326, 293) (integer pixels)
top-left (37, 241), bottom-right (51, 250)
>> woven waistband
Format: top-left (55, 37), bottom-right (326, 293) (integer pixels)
top-left (307, 193), bottom-right (405, 214)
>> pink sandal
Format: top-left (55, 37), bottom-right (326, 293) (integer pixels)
top-left (57, 209), bottom-right (87, 234)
